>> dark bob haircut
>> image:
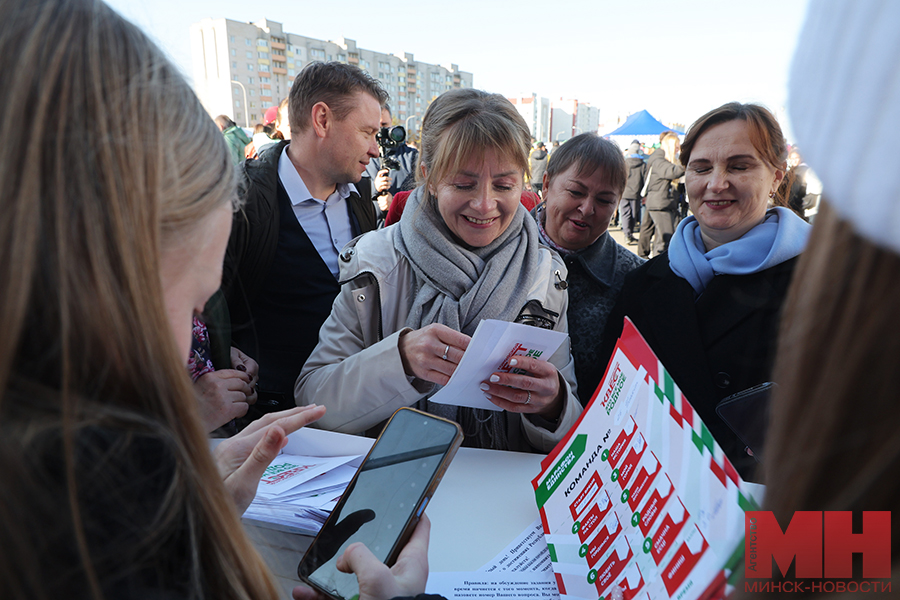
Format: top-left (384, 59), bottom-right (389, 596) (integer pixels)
top-left (545, 133), bottom-right (627, 196)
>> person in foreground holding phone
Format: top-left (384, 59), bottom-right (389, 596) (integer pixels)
top-left (297, 88), bottom-right (582, 452)
top-left (0, 0), bottom-right (326, 597)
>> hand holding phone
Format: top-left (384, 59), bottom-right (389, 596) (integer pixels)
top-left (293, 514), bottom-right (432, 600)
top-left (298, 408), bottom-right (462, 600)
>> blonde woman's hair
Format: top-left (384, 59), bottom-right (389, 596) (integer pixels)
top-left (416, 89), bottom-right (532, 195)
top-left (0, 0), bottom-right (278, 598)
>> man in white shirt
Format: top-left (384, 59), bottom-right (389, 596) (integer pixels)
top-left (222, 61), bottom-right (387, 417)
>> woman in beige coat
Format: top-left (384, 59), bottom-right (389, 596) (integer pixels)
top-left (296, 89), bottom-right (581, 452)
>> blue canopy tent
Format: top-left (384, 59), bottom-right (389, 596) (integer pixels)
top-left (603, 110), bottom-right (684, 149)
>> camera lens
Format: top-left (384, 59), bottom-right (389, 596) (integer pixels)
top-left (389, 125), bottom-right (406, 143)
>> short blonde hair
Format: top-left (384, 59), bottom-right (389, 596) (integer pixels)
top-left (417, 89), bottom-right (531, 195)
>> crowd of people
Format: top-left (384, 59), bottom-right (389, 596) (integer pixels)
top-left (1, 0), bottom-right (897, 599)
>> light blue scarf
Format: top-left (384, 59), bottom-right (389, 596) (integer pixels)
top-left (668, 207), bottom-right (811, 296)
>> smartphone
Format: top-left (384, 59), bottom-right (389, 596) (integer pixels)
top-left (298, 407), bottom-right (463, 600)
top-left (715, 381), bottom-right (775, 463)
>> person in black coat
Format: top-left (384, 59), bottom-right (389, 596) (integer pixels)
top-left (637, 132), bottom-right (685, 257)
top-left (619, 140), bottom-right (646, 244)
top-left (599, 103), bottom-right (811, 481)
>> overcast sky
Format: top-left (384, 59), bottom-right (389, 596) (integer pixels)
top-left (106, 0), bottom-right (811, 135)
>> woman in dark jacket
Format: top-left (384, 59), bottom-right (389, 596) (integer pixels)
top-left (529, 142), bottom-right (549, 195)
top-left (599, 103), bottom-right (811, 481)
top-left (532, 133), bottom-right (645, 406)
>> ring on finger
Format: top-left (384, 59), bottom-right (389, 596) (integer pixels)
top-left (441, 345), bottom-right (450, 361)
top-left (524, 390), bottom-right (531, 405)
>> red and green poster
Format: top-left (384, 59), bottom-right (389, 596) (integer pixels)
top-left (532, 318), bottom-right (763, 600)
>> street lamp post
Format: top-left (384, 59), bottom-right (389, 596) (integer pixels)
top-left (405, 115), bottom-right (417, 139)
top-left (230, 80), bottom-right (249, 127)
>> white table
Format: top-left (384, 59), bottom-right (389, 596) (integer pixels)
top-left (243, 445), bottom-right (545, 598)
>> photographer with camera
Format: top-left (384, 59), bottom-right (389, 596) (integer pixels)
top-left (365, 104), bottom-right (419, 218)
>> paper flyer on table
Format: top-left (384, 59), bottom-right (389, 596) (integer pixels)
top-left (430, 319), bottom-right (568, 411)
top-left (531, 318), bottom-right (764, 600)
top-left (425, 571), bottom-right (560, 600)
top-left (255, 454), bottom-right (358, 498)
top-left (479, 518), bottom-right (554, 574)
top-left (239, 429), bottom-right (375, 532)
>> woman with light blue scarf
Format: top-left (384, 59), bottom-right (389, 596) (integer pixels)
top-left (598, 103), bottom-right (811, 481)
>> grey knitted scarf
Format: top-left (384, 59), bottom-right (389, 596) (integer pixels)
top-left (395, 186), bottom-right (541, 449)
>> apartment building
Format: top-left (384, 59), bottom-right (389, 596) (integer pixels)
top-left (573, 102), bottom-right (601, 140)
top-left (549, 98), bottom-right (601, 143)
top-left (508, 95), bottom-right (551, 144)
top-left (190, 17), bottom-right (473, 129)
top-left (509, 94), bottom-right (601, 144)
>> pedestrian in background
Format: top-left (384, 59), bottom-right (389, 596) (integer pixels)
top-left (215, 114), bottom-right (251, 165)
top-left (619, 139), bottom-right (646, 245)
top-left (637, 131), bottom-right (684, 257)
top-left (529, 141), bottom-right (549, 197)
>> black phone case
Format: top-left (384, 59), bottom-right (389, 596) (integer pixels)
top-left (715, 382), bottom-right (775, 463)
top-left (297, 407), bottom-right (463, 600)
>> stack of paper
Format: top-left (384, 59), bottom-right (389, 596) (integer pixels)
top-left (244, 454), bottom-right (360, 532)
top-left (239, 427), bottom-right (376, 534)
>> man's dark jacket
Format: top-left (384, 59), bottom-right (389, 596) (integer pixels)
top-left (221, 140), bottom-right (376, 407)
top-left (223, 141), bottom-right (376, 311)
